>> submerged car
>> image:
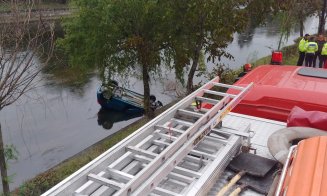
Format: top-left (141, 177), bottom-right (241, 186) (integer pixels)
top-left (97, 81), bottom-right (163, 113)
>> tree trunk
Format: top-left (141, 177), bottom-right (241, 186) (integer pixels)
top-left (318, 0), bottom-right (327, 34)
top-left (186, 46), bottom-right (201, 94)
top-left (0, 123), bottom-right (10, 195)
top-left (299, 19), bottom-right (304, 37)
top-left (142, 63), bottom-right (154, 118)
top-left (277, 31), bottom-right (284, 51)
top-left (186, 12), bottom-right (205, 95)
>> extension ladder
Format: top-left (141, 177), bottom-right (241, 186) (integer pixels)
top-left (42, 76), bottom-right (253, 196)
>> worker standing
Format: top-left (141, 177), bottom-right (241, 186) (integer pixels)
top-left (297, 34), bottom-right (309, 66)
top-left (305, 36), bottom-right (318, 67)
top-left (313, 34), bottom-right (326, 68)
top-left (321, 38), bottom-right (327, 68)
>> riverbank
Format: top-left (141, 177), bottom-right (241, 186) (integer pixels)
top-left (252, 44), bottom-right (298, 66)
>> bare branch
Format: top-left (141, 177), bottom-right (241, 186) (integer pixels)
top-left (0, 0), bottom-right (55, 110)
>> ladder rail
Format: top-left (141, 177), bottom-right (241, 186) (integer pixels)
top-left (131, 83), bottom-right (253, 195)
top-left (41, 76), bottom-right (220, 196)
top-left (211, 82), bottom-right (246, 90)
top-left (114, 95), bottom-right (233, 195)
top-left (41, 77), bottom-right (253, 196)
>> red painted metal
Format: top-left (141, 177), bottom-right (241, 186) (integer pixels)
top-left (271, 51), bottom-right (283, 65)
top-left (230, 65), bottom-right (327, 122)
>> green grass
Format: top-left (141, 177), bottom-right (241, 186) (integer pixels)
top-left (253, 44), bottom-right (298, 67)
top-left (280, 45), bottom-right (298, 65)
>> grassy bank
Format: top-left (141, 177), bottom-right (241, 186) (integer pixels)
top-left (217, 43), bottom-right (298, 85)
top-left (252, 44), bottom-right (298, 66)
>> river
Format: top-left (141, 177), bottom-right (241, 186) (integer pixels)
top-left (0, 17), bottom-right (319, 190)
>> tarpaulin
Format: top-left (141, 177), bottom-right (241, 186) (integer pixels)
top-left (287, 106), bottom-right (327, 131)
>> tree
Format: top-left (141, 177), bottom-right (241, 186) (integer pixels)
top-left (163, 0), bottom-right (253, 94)
top-left (276, 0), bottom-right (320, 37)
top-left (318, 0), bottom-right (327, 34)
top-left (59, 0), bottom-right (168, 118)
top-left (0, 2), bottom-right (54, 194)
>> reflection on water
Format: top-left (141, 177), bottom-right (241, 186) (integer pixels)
top-left (237, 30), bottom-right (255, 49)
top-left (220, 16), bottom-right (319, 70)
top-left (97, 108), bottom-right (143, 130)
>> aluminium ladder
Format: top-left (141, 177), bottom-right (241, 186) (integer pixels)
top-left (42, 76), bottom-right (253, 196)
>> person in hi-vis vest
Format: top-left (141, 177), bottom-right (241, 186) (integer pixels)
top-left (305, 36), bottom-right (318, 67)
top-left (313, 34), bottom-right (326, 68)
top-left (297, 34), bottom-right (309, 66)
top-left (321, 37), bottom-right (327, 68)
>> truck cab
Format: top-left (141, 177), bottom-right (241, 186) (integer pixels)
top-left (231, 65), bottom-right (327, 122)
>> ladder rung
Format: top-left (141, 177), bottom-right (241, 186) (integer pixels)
top-left (88, 173), bottom-right (124, 190)
top-left (147, 145), bottom-right (161, 155)
top-left (198, 107), bottom-right (210, 113)
top-left (107, 168), bottom-right (134, 183)
top-left (194, 96), bottom-right (219, 105)
top-left (209, 132), bottom-right (229, 140)
top-left (211, 82), bottom-right (245, 91)
top-left (75, 171), bottom-right (106, 195)
top-left (172, 118), bottom-right (194, 127)
top-left (204, 89), bottom-right (236, 98)
top-left (126, 146), bottom-right (158, 159)
top-left (109, 153), bottom-right (132, 170)
top-left (196, 141), bottom-right (219, 151)
top-left (153, 187), bottom-right (182, 196)
top-left (195, 147), bottom-right (216, 155)
top-left (74, 181), bottom-right (94, 195)
top-left (190, 150), bottom-right (216, 160)
top-left (169, 178), bottom-right (189, 187)
top-left (134, 135), bottom-right (157, 152)
top-left (122, 161), bottom-right (141, 175)
top-left (204, 135), bottom-right (228, 144)
top-left (177, 109), bottom-right (204, 118)
top-left (184, 155), bottom-right (209, 164)
top-left (109, 135), bottom-right (155, 169)
top-left (133, 154), bottom-right (153, 164)
top-left (212, 127), bottom-right (250, 137)
top-left (155, 132), bottom-right (178, 141)
top-left (173, 166), bottom-right (202, 178)
top-left (89, 186), bottom-right (114, 196)
top-left (155, 125), bottom-right (185, 134)
top-left (153, 139), bottom-right (171, 147)
top-left (167, 172), bottom-right (194, 184)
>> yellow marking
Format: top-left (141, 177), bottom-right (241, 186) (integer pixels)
top-left (221, 106), bottom-right (231, 119)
